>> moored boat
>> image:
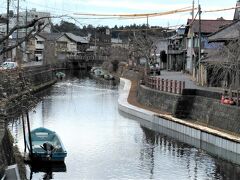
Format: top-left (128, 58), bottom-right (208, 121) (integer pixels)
top-left (27, 127), bottom-right (67, 162)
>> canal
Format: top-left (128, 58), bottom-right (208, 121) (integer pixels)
top-left (9, 74), bottom-right (240, 179)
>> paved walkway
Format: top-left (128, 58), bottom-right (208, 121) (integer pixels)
top-left (22, 61), bottom-right (43, 67)
top-left (159, 70), bottom-right (223, 93)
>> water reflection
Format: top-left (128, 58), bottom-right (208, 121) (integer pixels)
top-left (28, 162), bottom-right (66, 180)
top-left (8, 74), bottom-right (240, 179)
top-left (121, 111), bottom-right (240, 180)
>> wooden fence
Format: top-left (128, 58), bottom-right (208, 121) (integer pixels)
top-left (145, 76), bottom-right (185, 94)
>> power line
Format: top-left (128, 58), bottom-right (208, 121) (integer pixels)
top-left (203, 6), bottom-right (240, 13)
top-left (73, 6), bottom-right (195, 18)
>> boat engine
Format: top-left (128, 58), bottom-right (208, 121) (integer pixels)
top-left (42, 142), bottom-right (55, 158)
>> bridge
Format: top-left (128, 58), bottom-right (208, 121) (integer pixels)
top-left (67, 55), bottom-right (108, 70)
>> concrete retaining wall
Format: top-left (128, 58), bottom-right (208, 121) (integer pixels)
top-left (118, 78), bottom-right (240, 165)
top-left (137, 84), bottom-right (240, 134)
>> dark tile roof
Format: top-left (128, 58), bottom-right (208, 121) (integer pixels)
top-left (187, 19), bottom-right (233, 34)
top-left (65, 33), bottom-right (89, 43)
top-left (38, 32), bottom-right (64, 41)
top-left (208, 20), bottom-right (240, 42)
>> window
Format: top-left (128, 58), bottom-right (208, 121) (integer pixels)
top-left (187, 39), bottom-right (192, 48)
top-left (37, 41), bottom-right (43, 44)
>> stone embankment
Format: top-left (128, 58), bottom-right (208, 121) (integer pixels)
top-left (118, 78), bottom-right (240, 165)
top-left (137, 84), bottom-right (240, 134)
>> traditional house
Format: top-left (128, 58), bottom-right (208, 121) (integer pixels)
top-left (111, 38), bottom-right (123, 48)
top-left (201, 20), bottom-right (240, 86)
top-left (89, 27), bottom-right (111, 57)
top-left (167, 27), bottom-right (186, 71)
top-left (152, 38), bottom-right (168, 70)
top-left (185, 18), bottom-right (232, 80)
top-left (25, 34), bottom-right (49, 62)
top-left (65, 33), bottom-right (89, 55)
top-left (199, 0), bottom-right (240, 86)
top-left (39, 33), bottom-right (71, 64)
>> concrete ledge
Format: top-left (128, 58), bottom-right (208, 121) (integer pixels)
top-left (4, 164), bottom-right (20, 180)
top-left (118, 78), bottom-right (240, 156)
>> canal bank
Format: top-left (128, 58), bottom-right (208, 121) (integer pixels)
top-left (0, 65), bottom-right (61, 180)
top-left (10, 75), bottom-right (240, 179)
top-left (0, 119), bottom-right (25, 180)
top-left (118, 78), bottom-right (240, 165)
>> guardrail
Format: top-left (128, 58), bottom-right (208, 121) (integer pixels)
top-left (145, 76), bottom-right (185, 94)
top-left (67, 55), bottom-right (108, 61)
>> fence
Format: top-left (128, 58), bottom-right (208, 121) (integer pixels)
top-left (145, 76), bottom-right (185, 94)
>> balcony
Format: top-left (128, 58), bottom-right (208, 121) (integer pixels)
top-left (168, 45), bottom-right (185, 55)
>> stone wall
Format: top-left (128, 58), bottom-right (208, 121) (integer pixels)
top-left (0, 120), bottom-right (15, 179)
top-left (137, 85), bottom-right (240, 134)
top-left (188, 96), bottom-right (240, 133)
top-left (23, 65), bottom-right (55, 86)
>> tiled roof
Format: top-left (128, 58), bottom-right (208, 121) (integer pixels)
top-left (38, 32), bottom-right (64, 41)
top-left (208, 20), bottom-right (240, 42)
top-left (65, 33), bottom-right (89, 43)
top-left (187, 19), bottom-right (233, 34)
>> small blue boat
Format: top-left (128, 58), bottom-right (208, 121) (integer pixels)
top-left (27, 127), bottom-right (67, 162)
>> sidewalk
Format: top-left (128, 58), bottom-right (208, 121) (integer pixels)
top-left (158, 70), bottom-right (223, 93)
top-left (22, 61), bottom-right (43, 67)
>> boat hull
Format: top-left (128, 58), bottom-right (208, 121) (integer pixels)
top-left (30, 152), bottom-right (67, 162)
top-left (27, 127), bottom-right (67, 162)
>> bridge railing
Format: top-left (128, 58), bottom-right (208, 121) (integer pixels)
top-left (67, 55), bottom-right (108, 61)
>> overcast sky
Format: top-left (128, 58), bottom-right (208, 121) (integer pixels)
top-left (0, 0), bottom-right (238, 28)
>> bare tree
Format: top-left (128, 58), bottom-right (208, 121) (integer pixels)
top-left (206, 35), bottom-right (240, 89)
top-left (0, 16), bottom-right (56, 118)
top-left (129, 31), bottom-right (158, 76)
top-left (0, 16), bottom-right (51, 55)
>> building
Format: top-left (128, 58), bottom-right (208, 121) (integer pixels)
top-left (25, 34), bottom-right (45, 61)
top-left (39, 33), bottom-right (71, 64)
top-left (0, 9), bottom-right (51, 63)
top-left (201, 20), bottom-right (240, 86)
top-left (65, 33), bottom-right (89, 54)
top-left (233, 0), bottom-right (240, 20)
top-left (0, 8), bottom-right (51, 38)
top-left (111, 38), bottom-right (123, 48)
top-left (167, 27), bottom-right (186, 71)
top-left (185, 18), bottom-right (232, 80)
top-left (89, 27), bottom-right (111, 57)
top-left (152, 38), bottom-right (168, 70)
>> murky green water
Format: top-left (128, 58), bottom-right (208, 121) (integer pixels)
top-left (9, 74), bottom-right (240, 180)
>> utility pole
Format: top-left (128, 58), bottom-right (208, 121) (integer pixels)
top-left (16, 0), bottom-right (20, 65)
top-left (192, 0), bottom-right (195, 19)
top-left (198, 4), bottom-right (202, 85)
top-left (5, 0), bottom-right (10, 59)
top-left (24, 8), bottom-right (28, 62)
top-left (94, 30), bottom-right (96, 60)
top-left (16, 0), bottom-right (19, 42)
top-left (25, 8), bottom-right (27, 37)
top-left (6, 0), bottom-right (9, 35)
top-left (145, 15), bottom-right (149, 38)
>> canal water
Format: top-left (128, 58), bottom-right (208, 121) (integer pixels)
top-left (9, 74), bottom-right (240, 179)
